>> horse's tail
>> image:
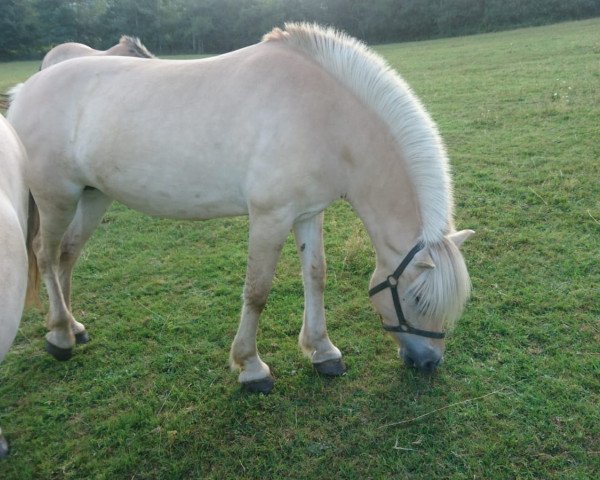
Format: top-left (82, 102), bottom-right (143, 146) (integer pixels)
top-left (8, 83), bottom-right (24, 103)
top-left (25, 191), bottom-right (41, 308)
top-left (0, 94), bottom-right (9, 111)
top-left (1, 83), bottom-right (24, 113)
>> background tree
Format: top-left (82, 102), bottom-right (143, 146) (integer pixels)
top-left (1, 0), bottom-right (599, 60)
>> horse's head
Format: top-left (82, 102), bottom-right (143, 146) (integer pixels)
top-left (369, 230), bottom-right (474, 373)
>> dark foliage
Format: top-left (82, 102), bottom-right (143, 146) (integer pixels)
top-left (1, 0), bottom-right (600, 59)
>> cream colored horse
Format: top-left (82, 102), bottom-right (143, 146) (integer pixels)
top-left (41, 35), bottom-right (154, 69)
top-left (8, 23), bottom-right (474, 394)
top-left (0, 116), bottom-right (29, 458)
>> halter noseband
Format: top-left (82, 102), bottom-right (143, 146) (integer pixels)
top-left (368, 242), bottom-right (445, 339)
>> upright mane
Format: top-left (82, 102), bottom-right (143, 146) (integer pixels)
top-left (263, 23), bottom-right (453, 245)
top-left (119, 35), bottom-right (155, 58)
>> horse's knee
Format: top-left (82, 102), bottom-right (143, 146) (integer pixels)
top-left (243, 283), bottom-right (269, 312)
top-left (308, 261), bottom-right (326, 289)
top-left (59, 241), bottom-right (79, 266)
top-left (35, 251), bottom-right (53, 273)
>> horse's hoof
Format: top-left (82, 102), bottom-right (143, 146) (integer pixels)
top-left (314, 358), bottom-right (347, 377)
top-left (75, 331), bottom-right (90, 344)
top-left (241, 376), bottom-right (275, 395)
top-left (0, 435), bottom-right (9, 459)
top-left (45, 340), bottom-right (73, 361)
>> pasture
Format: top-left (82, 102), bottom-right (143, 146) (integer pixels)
top-left (1, 18), bottom-right (598, 479)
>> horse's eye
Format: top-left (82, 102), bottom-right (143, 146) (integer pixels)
top-left (415, 295), bottom-right (421, 304)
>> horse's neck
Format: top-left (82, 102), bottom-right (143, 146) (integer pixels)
top-left (104, 44), bottom-right (126, 56)
top-left (355, 199), bottom-right (422, 273)
top-left (346, 140), bottom-right (423, 271)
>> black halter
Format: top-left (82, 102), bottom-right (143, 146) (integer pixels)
top-left (368, 242), bottom-right (445, 339)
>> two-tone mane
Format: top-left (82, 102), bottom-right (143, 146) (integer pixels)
top-left (117, 35), bottom-right (155, 59)
top-left (264, 23), bottom-right (470, 329)
top-left (263, 23), bottom-right (453, 246)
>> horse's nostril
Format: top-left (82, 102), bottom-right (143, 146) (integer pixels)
top-left (420, 356), bottom-right (442, 373)
top-left (402, 353), bottom-right (416, 368)
top-left (422, 359), bottom-right (438, 373)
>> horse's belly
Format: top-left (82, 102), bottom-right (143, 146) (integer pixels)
top-left (76, 123), bottom-right (251, 219)
top-left (97, 174), bottom-right (248, 220)
top-left (117, 192), bottom-right (248, 220)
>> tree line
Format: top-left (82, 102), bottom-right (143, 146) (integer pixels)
top-left (1, 0), bottom-right (599, 60)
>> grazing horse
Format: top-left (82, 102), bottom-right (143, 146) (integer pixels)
top-left (0, 116), bottom-right (30, 458)
top-left (8, 23), bottom-right (474, 394)
top-left (41, 35), bottom-right (154, 69)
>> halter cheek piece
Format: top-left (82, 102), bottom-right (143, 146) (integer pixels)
top-left (368, 242), bottom-right (445, 339)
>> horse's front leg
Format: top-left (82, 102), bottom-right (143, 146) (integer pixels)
top-left (293, 213), bottom-right (346, 376)
top-left (230, 210), bottom-right (293, 394)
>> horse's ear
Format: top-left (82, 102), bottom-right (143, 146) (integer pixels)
top-left (448, 229), bottom-right (475, 249)
top-left (414, 250), bottom-right (436, 269)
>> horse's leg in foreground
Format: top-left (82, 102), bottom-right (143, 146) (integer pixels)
top-left (293, 213), bottom-right (345, 376)
top-left (230, 210), bottom-right (293, 394)
top-left (55, 189), bottom-right (111, 345)
top-left (0, 226), bottom-right (26, 459)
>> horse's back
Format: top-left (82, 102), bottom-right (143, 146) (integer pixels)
top-left (41, 42), bottom-right (97, 69)
top-left (9, 41), bottom-right (374, 219)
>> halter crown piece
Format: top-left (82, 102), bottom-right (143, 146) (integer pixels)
top-left (368, 242), bottom-right (445, 339)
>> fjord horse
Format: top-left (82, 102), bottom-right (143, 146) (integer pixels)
top-left (8, 24), bottom-right (473, 394)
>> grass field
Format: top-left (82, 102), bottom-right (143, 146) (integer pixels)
top-left (1, 18), bottom-right (599, 479)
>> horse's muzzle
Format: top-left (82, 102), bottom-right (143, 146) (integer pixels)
top-left (399, 337), bottom-right (444, 374)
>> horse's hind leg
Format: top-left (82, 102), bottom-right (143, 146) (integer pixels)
top-left (57, 188), bottom-right (112, 344)
top-left (230, 209), bottom-right (294, 394)
top-left (293, 213), bottom-right (345, 376)
top-left (34, 191), bottom-right (83, 359)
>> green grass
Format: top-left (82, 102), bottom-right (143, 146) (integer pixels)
top-left (1, 18), bottom-right (599, 479)
top-left (0, 61), bottom-right (38, 98)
